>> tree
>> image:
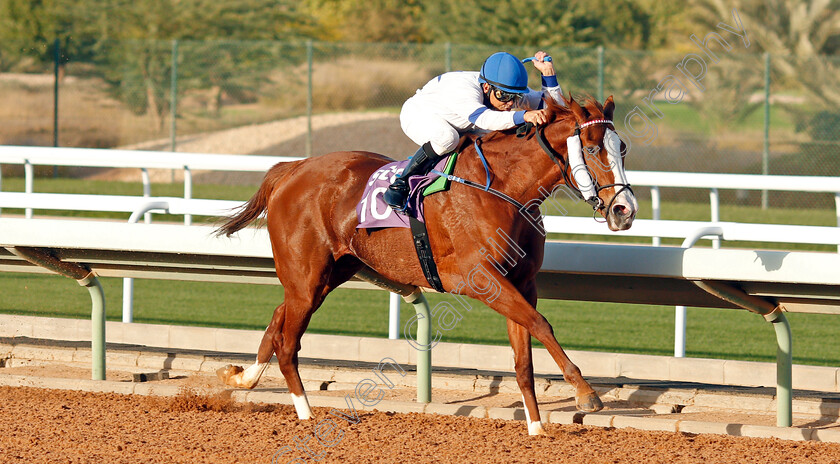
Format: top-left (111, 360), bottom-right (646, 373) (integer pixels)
top-left (80, 1), bottom-right (314, 128)
top-left (0, 0), bottom-right (85, 71)
top-left (1, 0), bottom-right (318, 124)
top-left (302, 0), bottom-right (426, 43)
top-left (423, 0), bottom-right (576, 47)
top-left (570, 0), bottom-right (683, 49)
top-left (687, 0), bottom-right (840, 112)
top-left (689, 0), bottom-right (840, 57)
top-left (419, 0), bottom-right (681, 49)
top-left (172, 0), bottom-right (318, 41)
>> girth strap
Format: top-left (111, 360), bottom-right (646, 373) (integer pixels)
top-left (409, 216), bottom-right (445, 293)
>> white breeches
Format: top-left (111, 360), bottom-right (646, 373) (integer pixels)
top-left (400, 97), bottom-right (461, 156)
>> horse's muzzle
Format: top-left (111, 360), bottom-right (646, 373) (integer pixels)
top-left (607, 194), bottom-right (638, 231)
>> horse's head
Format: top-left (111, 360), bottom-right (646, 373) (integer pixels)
top-left (543, 95), bottom-right (638, 231)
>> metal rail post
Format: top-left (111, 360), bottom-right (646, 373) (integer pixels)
top-left (123, 201), bottom-right (171, 323)
top-left (348, 268), bottom-right (432, 402)
top-left (694, 279), bottom-right (793, 427)
top-left (405, 291), bottom-right (432, 403)
top-left (81, 274), bottom-right (107, 380)
top-left (3, 246), bottom-right (106, 380)
top-left (445, 42), bottom-right (452, 73)
top-left (597, 46), bottom-right (605, 102)
top-left (24, 161), bottom-right (33, 219)
top-left (306, 40), bottom-right (313, 158)
top-left (183, 167), bottom-right (192, 225)
top-left (53, 38), bottom-right (60, 156)
top-left (650, 186), bottom-right (661, 246)
top-left (170, 39), bottom-right (178, 155)
top-left (835, 192), bottom-right (840, 253)
top-left (388, 292), bottom-right (400, 339)
top-left (674, 226), bottom-right (724, 357)
top-left (768, 310), bottom-right (793, 427)
top-left (709, 188), bottom-right (720, 249)
top-left (762, 52), bottom-right (771, 210)
top-left (141, 168), bottom-right (152, 223)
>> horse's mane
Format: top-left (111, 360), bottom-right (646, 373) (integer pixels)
top-left (544, 95), bottom-right (577, 124)
top-left (545, 94), bottom-right (605, 124)
top-left (455, 93), bottom-right (609, 157)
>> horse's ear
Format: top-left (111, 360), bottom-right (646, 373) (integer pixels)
top-left (568, 96), bottom-right (587, 123)
top-left (603, 95), bottom-right (615, 121)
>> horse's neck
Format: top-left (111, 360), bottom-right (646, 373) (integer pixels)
top-left (462, 130), bottom-right (568, 204)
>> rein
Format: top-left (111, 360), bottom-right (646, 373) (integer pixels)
top-left (429, 167), bottom-right (528, 211)
top-left (430, 117), bottom-right (634, 216)
top-left (429, 131), bottom-right (532, 211)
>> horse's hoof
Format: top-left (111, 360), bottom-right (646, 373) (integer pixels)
top-left (216, 364), bottom-right (244, 386)
top-left (528, 421), bottom-right (547, 436)
top-left (575, 392), bottom-right (603, 413)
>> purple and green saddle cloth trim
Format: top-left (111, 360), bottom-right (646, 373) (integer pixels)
top-left (355, 153), bottom-right (458, 229)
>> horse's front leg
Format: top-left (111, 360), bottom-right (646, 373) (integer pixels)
top-left (467, 275), bottom-right (603, 415)
top-left (507, 318), bottom-right (546, 436)
top-left (216, 303), bottom-right (282, 389)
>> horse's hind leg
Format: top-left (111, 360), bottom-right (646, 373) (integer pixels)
top-left (271, 295), bottom-right (317, 419)
top-left (216, 302), bottom-right (286, 389)
top-left (219, 290), bottom-right (329, 419)
top-left (507, 318), bottom-right (546, 436)
top-left (217, 296), bottom-right (318, 420)
top-left (273, 256), bottom-right (364, 420)
top-left (217, 296), bottom-right (319, 420)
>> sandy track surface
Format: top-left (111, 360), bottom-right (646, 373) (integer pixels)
top-left (2, 386), bottom-right (839, 464)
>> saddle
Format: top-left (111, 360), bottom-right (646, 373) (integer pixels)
top-left (355, 154), bottom-right (458, 230)
top-left (356, 154), bottom-right (459, 293)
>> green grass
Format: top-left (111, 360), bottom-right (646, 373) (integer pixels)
top-left (655, 102), bottom-right (797, 135)
top-left (2, 177), bottom-right (839, 367)
top-left (2, 273), bottom-right (839, 367)
top-left (740, 105), bottom-right (796, 134)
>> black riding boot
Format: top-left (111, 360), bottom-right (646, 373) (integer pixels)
top-left (384, 142), bottom-right (440, 212)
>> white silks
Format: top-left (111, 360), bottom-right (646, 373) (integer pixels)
top-left (603, 129), bottom-right (629, 186)
top-left (565, 134), bottom-right (597, 200)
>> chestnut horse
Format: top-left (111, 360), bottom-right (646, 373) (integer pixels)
top-left (215, 95), bottom-right (638, 436)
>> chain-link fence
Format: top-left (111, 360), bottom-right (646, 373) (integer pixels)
top-left (0, 40), bottom-right (838, 208)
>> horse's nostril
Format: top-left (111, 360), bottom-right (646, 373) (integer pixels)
top-left (612, 204), bottom-right (628, 217)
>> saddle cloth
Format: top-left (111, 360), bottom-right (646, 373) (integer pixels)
top-left (355, 154), bottom-right (455, 229)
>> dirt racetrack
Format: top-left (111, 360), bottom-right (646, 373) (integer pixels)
top-left (1, 386), bottom-right (839, 464)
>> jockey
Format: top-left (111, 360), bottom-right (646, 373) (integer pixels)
top-left (384, 50), bottom-right (563, 212)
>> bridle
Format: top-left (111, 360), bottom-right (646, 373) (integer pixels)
top-left (525, 118), bottom-right (634, 216)
top-left (429, 118), bottom-right (633, 218)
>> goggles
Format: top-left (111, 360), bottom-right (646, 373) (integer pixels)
top-left (492, 87), bottom-right (521, 103)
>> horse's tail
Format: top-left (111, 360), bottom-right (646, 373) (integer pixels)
top-left (214, 161), bottom-right (295, 237)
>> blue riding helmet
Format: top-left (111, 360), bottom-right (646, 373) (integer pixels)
top-left (478, 52), bottom-right (529, 93)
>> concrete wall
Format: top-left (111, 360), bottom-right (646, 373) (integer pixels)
top-left (1, 314), bottom-right (837, 393)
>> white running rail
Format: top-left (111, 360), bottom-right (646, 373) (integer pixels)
top-left (2, 145), bottom-right (840, 352)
